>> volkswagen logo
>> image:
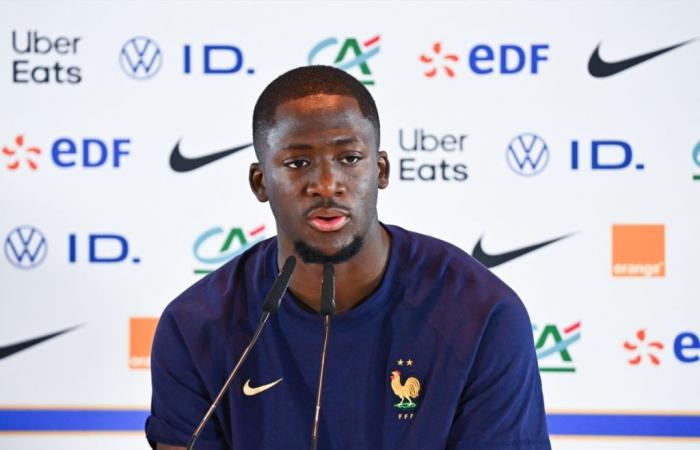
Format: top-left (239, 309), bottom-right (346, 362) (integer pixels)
top-left (506, 133), bottom-right (549, 176)
top-left (119, 37), bottom-right (162, 80)
top-left (4, 226), bottom-right (48, 269)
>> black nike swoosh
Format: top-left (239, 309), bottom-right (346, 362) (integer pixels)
top-left (588, 39), bottom-right (695, 78)
top-left (169, 140), bottom-right (253, 172)
top-left (0, 325), bottom-right (80, 360)
top-left (472, 234), bottom-right (573, 268)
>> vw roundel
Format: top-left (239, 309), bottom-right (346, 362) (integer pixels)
top-left (4, 225), bottom-right (48, 269)
top-left (119, 36), bottom-right (162, 79)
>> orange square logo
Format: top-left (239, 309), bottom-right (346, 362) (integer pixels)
top-left (612, 224), bottom-right (665, 277)
top-left (129, 317), bottom-right (158, 369)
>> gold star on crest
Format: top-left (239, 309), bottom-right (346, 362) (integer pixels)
top-left (397, 359), bottom-right (404, 366)
top-left (406, 359), bottom-right (414, 366)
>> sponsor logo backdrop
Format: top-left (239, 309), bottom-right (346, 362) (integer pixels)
top-left (1, 1), bottom-right (698, 449)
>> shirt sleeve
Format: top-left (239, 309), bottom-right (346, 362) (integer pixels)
top-left (446, 297), bottom-right (551, 450)
top-left (145, 307), bottom-right (229, 450)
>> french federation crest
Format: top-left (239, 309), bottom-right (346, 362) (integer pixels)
top-left (389, 358), bottom-right (422, 420)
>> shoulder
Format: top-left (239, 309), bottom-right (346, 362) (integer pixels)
top-left (388, 225), bottom-right (529, 368)
top-left (156, 237), bottom-right (275, 350)
top-left (389, 224), bottom-right (517, 307)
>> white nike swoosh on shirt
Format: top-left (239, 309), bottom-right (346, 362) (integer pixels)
top-left (243, 378), bottom-right (283, 396)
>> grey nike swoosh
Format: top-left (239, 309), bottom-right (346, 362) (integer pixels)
top-left (588, 39), bottom-right (695, 78)
top-left (0, 325), bottom-right (80, 360)
top-left (169, 140), bottom-right (253, 172)
top-left (472, 234), bottom-right (574, 268)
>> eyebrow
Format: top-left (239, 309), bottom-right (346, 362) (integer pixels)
top-left (282, 136), bottom-right (360, 151)
top-left (331, 136), bottom-right (360, 146)
top-left (282, 143), bottom-right (313, 151)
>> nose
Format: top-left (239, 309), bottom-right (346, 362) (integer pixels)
top-left (306, 158), bottom-right (346, 198)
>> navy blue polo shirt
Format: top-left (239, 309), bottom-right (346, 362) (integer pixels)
top-left (146, 224), bottom-right (550, 449)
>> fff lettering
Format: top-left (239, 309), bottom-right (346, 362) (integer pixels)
top-left (469, 44), bottom-right (548, 75)
top-left (12, 30), bottom-right (82, 84)
top-left (571, 140), bottom-right (644, 171)
top-left (68, 234), bottom-right (140, 264)
top-left (183, 44), bottom-right (254, 75)
top-left (52, 138), bottom-right (130, 168)
top-left (399, 128), bottom-right (468, 182)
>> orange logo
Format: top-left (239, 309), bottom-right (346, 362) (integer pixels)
top-left (129, 317), bottom-right (158, 369)
top-left (612, 224), bottom-right (665, 277)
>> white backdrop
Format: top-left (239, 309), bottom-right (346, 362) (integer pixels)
top-left (1, 1), bottom-right (699, 448)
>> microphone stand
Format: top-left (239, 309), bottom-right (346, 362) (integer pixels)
top-left (311, 263), bottom-right (335, 450)
top-left (186, 255), bottom-right (296, 450)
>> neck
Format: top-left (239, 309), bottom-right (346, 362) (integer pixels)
top-left (277, 222), bottom-right (391, 313)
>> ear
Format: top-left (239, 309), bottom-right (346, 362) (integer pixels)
top-left (249, 162), bottom-right (268, 202)
top-left (377, 150), bottom-right (390, 189)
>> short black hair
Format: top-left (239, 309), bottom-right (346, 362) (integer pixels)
top-left (252, 65), bottom-right (380, 158)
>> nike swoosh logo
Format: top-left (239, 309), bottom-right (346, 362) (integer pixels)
top-left (472, 234), bottom-right (573, 268)
top-left (243, 378), bottom-right (283, 396)
top-left (0, 325), bottom-right (80, 360)
top-left (588, 38), bottom-right (695, 78)
top-left (169, 140), bottom-right (253, 172)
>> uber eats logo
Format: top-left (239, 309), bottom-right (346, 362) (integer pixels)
top-left (398, 128), bottom-right (468, 182)
top-left (11, 30), bottom-right (82, 84)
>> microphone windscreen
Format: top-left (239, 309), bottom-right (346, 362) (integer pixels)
top-left (262, 255), bottom-right (296, 313)
top-left (320, 262), bottom-right (335, 316)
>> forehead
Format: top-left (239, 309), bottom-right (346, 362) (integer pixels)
top-left (264, 94), bottom-right (375, 151)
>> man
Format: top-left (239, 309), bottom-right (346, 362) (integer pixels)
top-left (146, 65), bottom-right (550, 449)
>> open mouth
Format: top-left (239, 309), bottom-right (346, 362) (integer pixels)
top-left (307, 210), bottom-right (349, 232)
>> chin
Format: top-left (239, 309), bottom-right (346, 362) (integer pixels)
top-left (294, 235), bottom-right (364, 265)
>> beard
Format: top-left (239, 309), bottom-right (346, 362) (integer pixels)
top-left (294, 235), bottom-right (364, 264)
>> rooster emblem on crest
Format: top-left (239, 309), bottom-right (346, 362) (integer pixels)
top-left (390, 370), bottom-right (421, 410)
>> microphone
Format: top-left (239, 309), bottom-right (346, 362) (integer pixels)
top-left (187, 255), bottom-right (296, 450)
top-left (311, 262), bottom-right (335, 450)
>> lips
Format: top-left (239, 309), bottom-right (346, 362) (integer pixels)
top-left (307, 208), bottom-right (349, 232)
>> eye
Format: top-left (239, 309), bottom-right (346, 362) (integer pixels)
top-left (341, 154), bottom-right (363, 165)
top-left (284, 158), bottom-right (310, 169)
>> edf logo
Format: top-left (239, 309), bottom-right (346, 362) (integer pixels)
top-left (2, 134), bottom-right (130, 171)
top-left (420, 41), bottom-right (548, 77)
top-left (469, 43), bottom-right (548, 74)
top-left (52, 138), bottom-right (130, 168)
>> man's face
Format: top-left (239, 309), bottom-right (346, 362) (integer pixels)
top-left (250, 94), bottom-right (389, 263)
